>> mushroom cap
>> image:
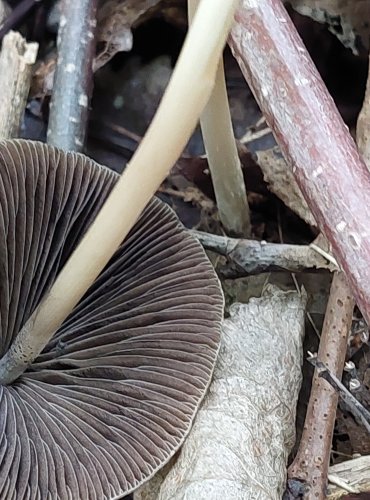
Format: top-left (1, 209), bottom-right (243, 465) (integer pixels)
top-left (0, 140), bottom-right (223, 499)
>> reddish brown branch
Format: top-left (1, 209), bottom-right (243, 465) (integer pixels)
top-left (229, 0), bottom-right (370, 326)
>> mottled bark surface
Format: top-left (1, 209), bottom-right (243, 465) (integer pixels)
top-left (229, 0), bottom-right (370, 326)
top-left (288, 273), bottom-right (354, 499)
top-left (47, 0), bottom-right (98, 151)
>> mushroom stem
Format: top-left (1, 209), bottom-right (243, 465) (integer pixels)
top-left (0, 0), bottom-right (238, 385)
top-left (188, 0), bottom-right (251, 236)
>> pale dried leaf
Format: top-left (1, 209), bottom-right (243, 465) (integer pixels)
top-left (256, 147), bottom-right (317, 227)
top-left (141, 286), bottom-right (307, 500)
top-left (95, 0), bottom-right (164, 70)
top-left (328, 456), bottom-right (370, 498)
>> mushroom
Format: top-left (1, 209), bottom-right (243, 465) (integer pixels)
top-left (0, 139), bottom-right (223, 498)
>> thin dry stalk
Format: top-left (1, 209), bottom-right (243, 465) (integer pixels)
top-left (0, 0), bottom-right (238, 385)
top-left (47, 0), bottom-right (98, 151)
top-left (188, 0), bottom-right (251, 236)
top-left (0, 31), bottom-right (38, 138)
top-left (229, 0), bottom-right (370, 327)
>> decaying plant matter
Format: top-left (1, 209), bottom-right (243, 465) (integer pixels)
top-left (0, 1), bottom-right (238, 497)
top-left (135, 287), bottom-right (307, 499)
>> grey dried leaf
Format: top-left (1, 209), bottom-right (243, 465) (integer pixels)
top-left (94, 0), bottom-right (164, 70)
top-left (288, 0), bottom-right (370, 53)
top-left (0, 139), bottom-right (223, 499)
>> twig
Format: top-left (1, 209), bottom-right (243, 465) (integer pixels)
top-left (288, 273), bottom-right (354, 499)
top-left (192, 230), bottom-right (336, 277)
top-left (0, 31), bottom-right (38, 138)
top-left (240, 126), bottom-right (271, 144)
top-left (309, 358), bottom-right (370, 435)
top-left (0, 0), bottom-right (38, 41)
top-left (0, 0), bottom-right (238, 385)
top-left (229, 0), bottom-right (370, 327)
top-left (309, 243), bottom-right (339, 268)
top-left (47, 0), bottom-right (98, 151)
top-left (188, 0), bottom-right (251, 236)
top-left (327, 474), bottom-right (359, 495)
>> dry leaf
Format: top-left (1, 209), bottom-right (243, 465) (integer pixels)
top-left (95, 0), bottom-right (163, 70)
top-left (256, 146), bottom-right (317, 227)
top-left (288, 0), bottom-right (370, 53)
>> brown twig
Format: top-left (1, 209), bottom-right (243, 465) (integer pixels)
top-left (229, 0), bottom-right (370, 327)
top-left (192, 230), bottom-right (336, 277)
top-left (288, 273), bottom-right (354, 499)
top-left (47, 0), bottom-right (98, 151)
top-left (0, 31), bottom-right (38, 138)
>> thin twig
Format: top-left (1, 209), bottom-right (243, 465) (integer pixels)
top-left (0, 31), bottom-right (38, 138)
top-left (0, 0), bottom-right (38, 41)
top-left (240, 126), bottom-right (271, 144)
top-left (192, 230), bottom-right (336, 277)
top-left (309, 357), bottom-right (370, 435)
top-left (288, 273), bottom-right (354, 499)
top-left (47, 0), bottom-right (98, 151)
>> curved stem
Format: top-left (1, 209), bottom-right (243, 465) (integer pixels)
top-left (0, 0), bottom-right (238, 385)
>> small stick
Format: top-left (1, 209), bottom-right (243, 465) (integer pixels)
top-left (192, 230), bottom-right (336, 277)
top-left (240, 126), bottom-right (271, 144)
top-left (0, 0), bottom-right (37, 41)
top-left (188, 0), bottom-right (251, 236)
top-left (288, 273), bottom-right (354, 499)
top-left (0, 31), bottom-right (38, 138)
top-left (0, 0), bottom-right (239, 385)
top-left (47, 0), bottom-right (98, 151)
top-left (309, 358), bottom-right (370, 435)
